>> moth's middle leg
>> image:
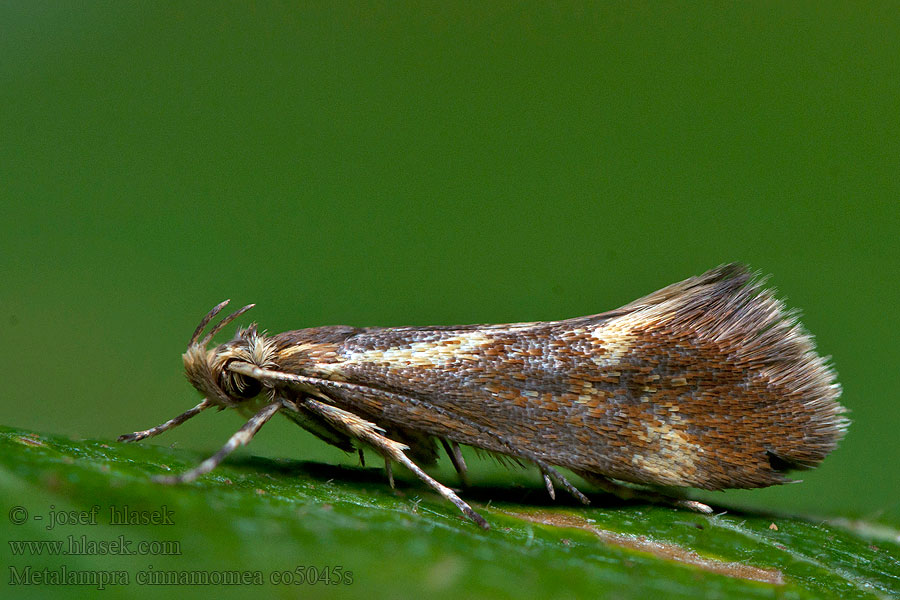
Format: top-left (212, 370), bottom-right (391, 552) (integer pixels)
top-left (281, 395), bottom-right (490, 529)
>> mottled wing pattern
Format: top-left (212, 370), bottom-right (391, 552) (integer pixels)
top-left (273, 265), bottom-right (847, 490)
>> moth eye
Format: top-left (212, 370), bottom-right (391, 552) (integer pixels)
top-left (222, 367), bottom-right (261, 399)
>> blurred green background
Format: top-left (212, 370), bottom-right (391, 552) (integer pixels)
top-left (2, 0), bottom-right (897, 529)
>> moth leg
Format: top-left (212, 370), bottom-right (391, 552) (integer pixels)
top-left (229, 363), bottom-right (589, 508)
top-left (541, 471), bottom-right (556, 500)
top-left (288, 397), bottom-right (489, 529)
top-left (440, 439), bottom-right (469, 487)
top-left (577, 472), bottom-right (713, 514)
top-left (534, 462), bottom-right (590, 505)
top-left (118, 399), bottom-right (212, 443)
top-left (155, 400), bottom-right (281, 484)
top-left (678, 500), bottom-right (714, 514)
top-left (384, 457), bottom-right (395, 489)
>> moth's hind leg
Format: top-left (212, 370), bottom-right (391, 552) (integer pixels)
top-left (285, 396), bottom-right (489, 529)
top-left (574, 470), bottom-right (713, 514)
top-left (534, 462), bottom-right (591, 505)
top-left (440, 439), bottom-right (469, 487)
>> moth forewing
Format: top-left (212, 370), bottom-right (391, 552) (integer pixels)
top-left (119, 264), bottom-right (848, 529)
top-left (306, 265), bottom-right (847, 492)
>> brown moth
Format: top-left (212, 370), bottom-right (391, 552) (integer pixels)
top-left (120, 264), bottom-right (848, 528)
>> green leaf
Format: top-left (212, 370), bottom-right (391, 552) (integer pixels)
top-left (1, 426), bottom-right (897, 599)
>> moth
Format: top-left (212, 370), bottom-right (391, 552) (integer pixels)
top-left (120, 264), bottom-right (848, 529)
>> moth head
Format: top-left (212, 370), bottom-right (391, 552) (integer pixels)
top-left (182, 300), bottom-right (276, 408)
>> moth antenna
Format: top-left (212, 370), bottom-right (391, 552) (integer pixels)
top-left (200, 303), bottom-right (256, 347)
top-left (118, 399), bottom-right (212, 442)
top-left (155, 400), bottom-right (281, 484)
top-left (190, 299), bottom-right (231, 346)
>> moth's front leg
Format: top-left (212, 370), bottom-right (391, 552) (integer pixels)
top-left (280, 395), bottom-right (490, 530)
